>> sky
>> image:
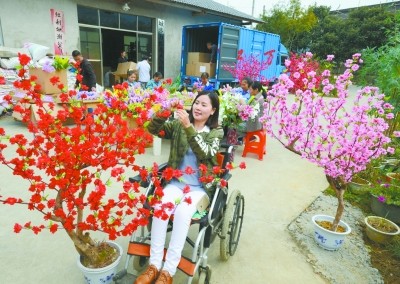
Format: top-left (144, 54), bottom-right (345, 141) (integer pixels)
top-left (214, 0), bottom-right (396, 17)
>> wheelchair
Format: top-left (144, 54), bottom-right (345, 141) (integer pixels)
top-left (113, 144), bottom-right (245, 284)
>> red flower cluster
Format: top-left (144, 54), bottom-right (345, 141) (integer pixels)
top-left (285, 53), bottom-right (323, 92)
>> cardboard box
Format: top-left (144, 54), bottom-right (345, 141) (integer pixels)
top-left (186, 63), bottom-right (196, 76)
top-left (195, 63), bottom-right (216, 77)
top-left (113, 61), bottom-right (137, 83)
top-left (12, 101), bottom-right (74, 125)
top-left (29, 68), bottom-right (68, 95)
top-left (187, 52), bottom-right (211, 63)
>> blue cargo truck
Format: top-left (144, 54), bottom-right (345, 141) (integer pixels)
top-left (180, 22), bottom-right (288, 88)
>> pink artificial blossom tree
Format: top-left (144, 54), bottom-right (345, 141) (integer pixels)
top-left (223, 49), bottom-right (275, 83)
top-left (261, 53), bottom-right (393, 230)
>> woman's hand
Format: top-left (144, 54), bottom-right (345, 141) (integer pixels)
top-left (175, 109), bottom-right (191, 128)
top-left (170, 100), bottom-right (182, 110)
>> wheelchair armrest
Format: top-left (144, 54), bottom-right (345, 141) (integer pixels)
top-left (220, 172), bottom-right (232, 181)
top-left (157, 162), bottom-right (169, 174)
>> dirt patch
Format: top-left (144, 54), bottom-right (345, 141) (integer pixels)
top-left (288, 194), bottom-right (383, 284)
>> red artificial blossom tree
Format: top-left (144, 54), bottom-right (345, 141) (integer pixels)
top-left (0, 54), bottom-right (240, 268)
top-left (223, 49), bottom-right (275, 83)
top-left (261, 52), bottom-right (393, 230)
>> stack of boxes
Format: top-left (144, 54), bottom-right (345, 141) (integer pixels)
top-left (186, 52), bottom-right (215, 77)
top-left (112, 61), bottom-right (137, 83)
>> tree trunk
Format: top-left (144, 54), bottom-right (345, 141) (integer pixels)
top-left (326, 175), bottom-right (346, 232)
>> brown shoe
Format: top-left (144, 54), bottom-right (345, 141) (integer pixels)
top-left (155, 270), bottom-right (173, 284)
top-left (135, 264), bottom-right (159, 284)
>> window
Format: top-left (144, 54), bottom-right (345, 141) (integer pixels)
top-left (100, 10), bottom-right (119, 28)
top-left (138, 16), bottom-right (153, 33)
top-left (120, 14), bottom-right (137, 31)
top-left (77, 6), bottom-right (99, 25)
top-left (79, 27), bottom-right (101, 59)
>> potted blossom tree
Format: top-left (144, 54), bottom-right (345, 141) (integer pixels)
top-left (0, 54), bottom-right (166, 283)
top-left (261, 52), bottom-right (393, 250)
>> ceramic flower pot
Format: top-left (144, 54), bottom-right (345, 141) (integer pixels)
top-left (370, 194), bottom-right (400, 224)
top-left (311, 214), bottom-right (352, 251)
top-left (348, 176), bottom-right (371, 193)
top-left (364, 216), bottom-right (400, 244)
top-left (77, 241), bottom-right (123, 284)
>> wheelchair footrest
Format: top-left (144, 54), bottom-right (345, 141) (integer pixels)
top-left (127, 241), bottom-right (196, 277)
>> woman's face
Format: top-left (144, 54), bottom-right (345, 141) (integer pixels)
top-left (249, 86), bottom-right (258, 96)
top-left (241, 80), bottom-right (249, 91)
top-left (128, 73), bottom-right (137, 82)
top-left (201, 76), bottom-right (208, 85)
top-left (192, 95), bottom-right (215, 124)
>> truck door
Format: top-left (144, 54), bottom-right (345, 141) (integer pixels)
top-left (217, 24), bottom-right (241, 83)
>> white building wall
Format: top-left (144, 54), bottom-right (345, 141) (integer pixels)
top-left (0, 0), bottom-right (78, 53)
top-left (0, 0), bottom-right (242, 78)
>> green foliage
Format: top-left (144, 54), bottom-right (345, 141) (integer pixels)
top-left (387, 236), bottom-right (400, 260)
top-left (52, 56), bottom-right (70, 71)
top-left (260, 2), bottom-right (397, 63)
top-left (257, 0), bottom-right (317, 52)
top-left (310, 6), bottom-right (395, 63)
top-left (356, 14), bottom-right (400, 136)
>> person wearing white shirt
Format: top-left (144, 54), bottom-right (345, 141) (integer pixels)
top-left (137, 55), bottom-right (151, 89)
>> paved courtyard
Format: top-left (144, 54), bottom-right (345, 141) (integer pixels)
top-left (0, 106), bottom-right (330, 283)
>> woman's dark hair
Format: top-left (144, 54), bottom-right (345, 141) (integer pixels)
top-left (189, 91), bottom-right (220, 129)
top-left (242, 77), bottom-right (253, 87)
top-left (251, 81), bottom-right (267, 99)
top-left (200, 72), bottom-right (209, 79)
top-left (153, 71), bottom-right (163, 78)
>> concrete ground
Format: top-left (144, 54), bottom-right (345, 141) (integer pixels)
top-left (0, 114), bottom-right (328, 284)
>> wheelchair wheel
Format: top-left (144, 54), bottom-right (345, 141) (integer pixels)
top-left (133, 255), bottom-right (149, 273)
top-left (220, 189), bottom-right (244, 261)
top-left (197, 265), bottom-right (212, 284)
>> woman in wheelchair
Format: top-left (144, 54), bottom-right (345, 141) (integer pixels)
top-left (135, 91), bottom-right (223, 284)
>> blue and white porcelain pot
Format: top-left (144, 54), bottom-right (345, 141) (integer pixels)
top-left (311, 214), bottom-right (351, 251)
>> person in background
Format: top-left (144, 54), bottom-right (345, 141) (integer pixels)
top-left (118, 50), bottom-right (128, 64)
top-left (246, 81), bottom-right (266, 132)
top-left (137, 55), bottom-right (151, 89)
top-left (126, 70), bottom-right (140, 88)
top-left (72, 50), bottom-right (97, 92)
top-left (206, 42), bottom-right (217, 64)
top-left (135, 91), bottom-right (223, 284)
top-left (146, 72), bottom-right (163, 90)
top-left (197, 72), bottom-right (214, 92)
top-left (237, 77), bottom-right (252, 101)
top-left (178, 76), bottom-right (193, 92)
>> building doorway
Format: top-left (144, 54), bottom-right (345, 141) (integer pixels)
top-left (77, 5), bottom-right (154, 87)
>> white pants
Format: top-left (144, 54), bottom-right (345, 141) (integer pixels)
top-left (150, 184), bottom-right (207, 276)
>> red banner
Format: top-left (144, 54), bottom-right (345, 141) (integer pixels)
top-left (50, 9), bottom-right (65, 55)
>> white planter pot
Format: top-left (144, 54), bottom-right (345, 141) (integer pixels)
top-left (77, 241), bottom-right (123, 284)
top-left (311, 214), bottom-right (351, 251)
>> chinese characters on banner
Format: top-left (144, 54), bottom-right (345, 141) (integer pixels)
top-left (50, 9), bottom-right (65, 55)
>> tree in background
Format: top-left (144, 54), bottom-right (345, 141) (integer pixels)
top-left (310, 6), bottom-right (395, 63)
top-left (258, 1), bottom-right (396, 64)
top-left (257, 0), bottom-right (317, 52)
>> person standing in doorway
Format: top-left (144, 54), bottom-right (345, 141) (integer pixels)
top-left (206, 42), bottom-right (217, 64)
top-left (118, 50), bottom-right (128, 64)
top-left (72, 50), bottom-right (97, 92)
top-left (137, 55), bottom-right (151, 89)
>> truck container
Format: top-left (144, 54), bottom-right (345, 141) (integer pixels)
top-left (180, 22), bottom-right (288, 88)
